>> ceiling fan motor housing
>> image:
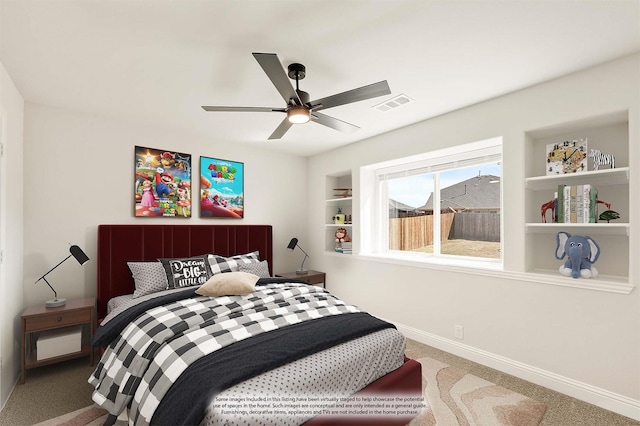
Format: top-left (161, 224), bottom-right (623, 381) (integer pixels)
top-left (296, 90), bottom-right (310, 105)
top-left (287, 63), bottom-right (306, 80)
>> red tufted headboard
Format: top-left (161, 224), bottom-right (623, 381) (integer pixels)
top-left (96, 224), bottom-right (273, 319)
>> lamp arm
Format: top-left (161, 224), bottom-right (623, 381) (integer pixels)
top-left (36, 255), bottom-right (72, 282)
top-left (40, 275), bottom-right (59, 300)
top-left (34, 254), bottom-right (72, 300)
top-left (299, 253), bottom-right (309, 271)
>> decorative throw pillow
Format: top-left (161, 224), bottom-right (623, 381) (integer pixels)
top-left (207, 250), bottom-right (261, 275)
top-left (238, 260), bottom-right (270, 278)
top-left (159, 255), bottom-right (213, 289)
top-left (228, 250), bottom-right (260, 264)
top-left (195, 272), bottom-right (259, 297)
top-left (127, 261), bottom-right (169, 298)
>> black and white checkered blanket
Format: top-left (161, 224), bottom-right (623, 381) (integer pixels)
top-left (89, 281), bottom-right (361, 425)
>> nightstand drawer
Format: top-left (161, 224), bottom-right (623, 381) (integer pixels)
top-left (304, 274), bottom-right (325, 285)
top-left (276, 270), bottom-right (326, 288)
top-left (24, 309), bottom-right (91, 332)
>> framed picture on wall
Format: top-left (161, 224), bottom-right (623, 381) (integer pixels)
top-left (200, 156), bottom-right (244, 218)
top-left (134, 146), bottom-right (192, 217)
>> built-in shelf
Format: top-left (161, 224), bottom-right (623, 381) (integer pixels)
top-left (526, 269), bottom-right (632, 294)
top-left (326, 197), bottom-right (353, 204)
top-left (524, 111), bottom-right (632, 290)
top-left (525, 222), bottom-right (630, 235)
top-left (325, 173), bottom-right (354, 253)
top-left (525, 167), bottom-right (629, 191)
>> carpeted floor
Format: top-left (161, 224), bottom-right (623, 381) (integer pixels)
top-left (1, 339), bottom-right (638, 425)
top-left (404, 340), bottom-right (639, 426)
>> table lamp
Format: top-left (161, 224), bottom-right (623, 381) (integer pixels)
top-left (35, 244), bottom-right (89, 307)
top-left (287, 237), bottom-right (309, 275)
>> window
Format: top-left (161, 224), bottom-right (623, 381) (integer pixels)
top-left (361, 137), bottom-right (502, 268)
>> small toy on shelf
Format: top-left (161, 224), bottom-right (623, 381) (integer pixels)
top-left (333, 208), bottom-right (345, 224)
top-left (335, 227), bottom-right (351, 244)
top-left (332, 188), bottom-right (352, 198)
top-left (588, 149), bottom-right (616, 171)
top-left (555, 232), bottom-right (600, 279)
top-left (541, 198), bottom-right (556, 223)
top-left (335, 227), bottom-right (352, 253)
top-left (599, 210), bottom-right (620, 223)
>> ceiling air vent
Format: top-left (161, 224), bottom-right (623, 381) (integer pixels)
top-left (373, 94), bottom-right (414, 112)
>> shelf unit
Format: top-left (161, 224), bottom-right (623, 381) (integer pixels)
top-left (524, 111), bottom-right (631, 290)
top-left (325, 172), bottom-right (353, 253)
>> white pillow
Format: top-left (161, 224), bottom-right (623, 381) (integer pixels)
top-left (195, 272), bottom-right (259, 297)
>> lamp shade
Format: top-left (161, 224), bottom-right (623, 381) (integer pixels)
top-left (287, 238), bottom-right (299, 250)
top-left (70, 245), bottom-right (90, 265)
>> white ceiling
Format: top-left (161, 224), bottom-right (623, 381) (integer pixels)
top-left (2, 0), bottom-right (639, 157)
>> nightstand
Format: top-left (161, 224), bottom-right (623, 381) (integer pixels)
top-left (21, 298), bottom-right (96, 384)
top-left (276, 270), bottom-right (326, 288)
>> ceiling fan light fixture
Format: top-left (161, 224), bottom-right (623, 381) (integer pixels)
top-left (287, 106), bottom-right (310, 124)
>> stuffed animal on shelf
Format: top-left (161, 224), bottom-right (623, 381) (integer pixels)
top-left (555, 232), bottom-right (600, 279)
top-left (335, 227), bottom-right (351, 244)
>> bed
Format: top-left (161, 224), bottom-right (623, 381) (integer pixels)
top-left (91, 224), bottom-right (422, 425)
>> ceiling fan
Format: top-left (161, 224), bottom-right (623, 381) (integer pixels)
top-left (202, 52), bottom-right (391, 140)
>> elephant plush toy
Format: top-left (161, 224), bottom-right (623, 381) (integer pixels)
top-left (555, 232), bottom-right (600, 279)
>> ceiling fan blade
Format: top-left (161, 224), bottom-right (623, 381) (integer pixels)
top-left (311, 112), bottom-right (359, 133)
top-left (202, 106), bottom-right (286, 112)
top-left (310, 80), bottom-right (391, 111)
top-left (268, 117), bottom-right (294, 140)
top-left (252, 52), bottom-right (302, 106)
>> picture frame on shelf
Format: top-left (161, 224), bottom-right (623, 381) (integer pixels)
top-left (546, 138), bottom-right (588, 175)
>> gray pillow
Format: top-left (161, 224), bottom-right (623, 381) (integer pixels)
top-left (238, 260), bottom-right (270, 278)
top-left (127, 262), bottom-right (169, 298)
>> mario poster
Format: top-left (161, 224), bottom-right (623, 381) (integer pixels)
top-left (200, 156), bottom-right (244, 218)
top-left (134, 146), bottom-right (192, 217)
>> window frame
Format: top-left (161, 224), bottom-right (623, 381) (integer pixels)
top-left (360, 137), bottom-right (503, 270)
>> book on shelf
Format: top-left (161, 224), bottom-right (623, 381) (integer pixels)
top-left (556, 184), bottom-right (597, 223)
top-left (569, 185), bottom-right (577, 223)
top-left (589, 185), bottom-right (598, 223)
top-left (558, 185), bottom-right (565, 223)
top-left (335, 242), bottom-right (352, 254)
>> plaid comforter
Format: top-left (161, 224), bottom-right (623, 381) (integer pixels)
top-left (89, 282), bottom-right (360, 425)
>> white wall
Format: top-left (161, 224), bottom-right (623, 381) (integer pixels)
top-left (22, 104), bottom-right (309, 308)
top-left (0, 61), bottom-right (25, 410)
top-left (308, 54), bottom-right (639, 419)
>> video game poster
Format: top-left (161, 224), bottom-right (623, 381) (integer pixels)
top-left (200, 156), bottom-right (244, 218)
top-left (134, 146), bottom-right (192, 217)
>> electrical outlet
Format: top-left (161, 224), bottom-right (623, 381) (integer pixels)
top-left (454, 325), bottom-right (464, 339)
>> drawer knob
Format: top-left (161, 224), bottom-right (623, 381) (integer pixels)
top-left (57, 316), bottom-right (62, 322)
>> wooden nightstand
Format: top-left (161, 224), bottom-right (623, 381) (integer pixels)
top-left (21, 298), bottom-right (96, 384)
top-left (276, 270), bottom-right (326, 288)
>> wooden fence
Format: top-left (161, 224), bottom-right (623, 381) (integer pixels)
top-left (450, 212), bottom-right (500, 242)
top-left (389, 212), bottom-right (499, 251)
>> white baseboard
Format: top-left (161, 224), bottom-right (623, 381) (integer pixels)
top-left (394, 321), bottom-right (640, 421)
